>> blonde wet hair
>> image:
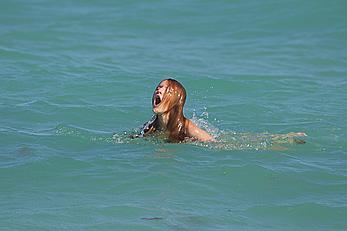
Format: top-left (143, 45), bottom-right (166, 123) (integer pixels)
top-left (154, 79), bottom-right (188, 142)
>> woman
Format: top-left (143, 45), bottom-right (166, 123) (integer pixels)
top-left (137, 78), bottom-right (214, 142)
top-left (135, 78), bottom-right (306, 144)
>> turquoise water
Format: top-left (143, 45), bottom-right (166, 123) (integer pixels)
top-left (1, 0), bottom-right (347, 230)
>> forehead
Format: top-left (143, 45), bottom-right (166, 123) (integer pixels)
top-left (158, 80), bottom-right (169, 87)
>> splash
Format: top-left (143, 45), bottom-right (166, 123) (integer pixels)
top-left (189, 110), bottom-right (270, 150)
top-left (55, 113), bottom-right (306, 151)
top-left (192, 131), bottom-right (272, 151)
top-left (189, 109), bottom-right (306, 150)
top-left (55, 125), bottom-right (129, 144)
top-left (191, 108), bottom-right (220, 138)
top-left (55, 124), bottom-right (165, 145)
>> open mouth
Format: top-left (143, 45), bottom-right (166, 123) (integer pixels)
top-left (153, 95), bottom-right (161, 107)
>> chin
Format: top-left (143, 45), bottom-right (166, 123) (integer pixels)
top-left (152, 107), bottom-right (161, 114)
top-left (153, 106), bottom-right (166, 115)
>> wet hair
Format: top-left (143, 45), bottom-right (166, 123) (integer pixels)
top-left (164, 78), bottom-right (186, 111)
top-left (163, 79), bottom-right (187, 142)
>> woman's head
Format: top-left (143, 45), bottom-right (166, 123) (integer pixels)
top-left (152, 79), bottom-right (186, 115)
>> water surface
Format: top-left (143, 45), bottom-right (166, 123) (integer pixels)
top-left (1, 0), bottom-right (347, 230)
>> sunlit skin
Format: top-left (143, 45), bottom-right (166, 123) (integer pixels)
top-left (145, 79), bottom-right (214, 142)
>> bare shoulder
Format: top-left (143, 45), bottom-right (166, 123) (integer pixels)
top-left (186, 119), bottom-right (215, 142)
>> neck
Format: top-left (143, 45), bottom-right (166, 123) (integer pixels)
top-left (156, 111), bottom-right (170, 130)
top-left (156, 108), bottom-right (185, 131)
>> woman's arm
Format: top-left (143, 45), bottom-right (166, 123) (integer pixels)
top-left (186, 119), bottom-right (215, 142)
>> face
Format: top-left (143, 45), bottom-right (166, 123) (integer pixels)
top-left (152, 80), bottom-right (168, 114)
top-left (152, 79), bottom-right (186, 115)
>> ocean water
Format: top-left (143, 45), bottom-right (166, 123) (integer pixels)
top-left (1, 0), bottom-right (347, 230)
